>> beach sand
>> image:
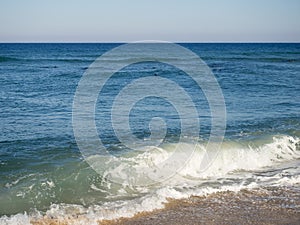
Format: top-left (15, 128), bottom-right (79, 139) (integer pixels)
top-left (100, 187), bottom-right (300, 225)
top-left (31, 186), bottom-right (300, 225)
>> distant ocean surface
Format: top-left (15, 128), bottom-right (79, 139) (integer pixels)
top-left (0, 43), bottom-right (299, 224)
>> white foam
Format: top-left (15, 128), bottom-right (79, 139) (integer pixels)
top-left (1, 135), bottom-right (299, 225)
top-left (274, 175), bottom-right (300, 186)
top-left (0, 213), bottom-right (31, 225)
top-left (179, 135), bottom-right (300, 179)
top-left (24, 182), bottom-right (258, 224)
top-left (101, 135), bottom-right (300, 187)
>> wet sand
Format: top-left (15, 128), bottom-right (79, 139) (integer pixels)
top-left (31, 186), bottom-right (300, 225)
top-left (99, 187), bottom-right (300, 225)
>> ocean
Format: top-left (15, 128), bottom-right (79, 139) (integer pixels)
top-left (0, 43), bottom-right (299, 224)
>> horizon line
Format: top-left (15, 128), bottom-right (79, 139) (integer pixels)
top-left (1, 41), bottom-right (300, 44)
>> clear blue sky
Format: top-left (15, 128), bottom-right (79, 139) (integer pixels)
top-left (1, 0), bottom-right (299, 42)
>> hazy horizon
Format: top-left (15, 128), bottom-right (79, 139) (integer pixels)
top-left (1, 0), bottom-right (300, 43)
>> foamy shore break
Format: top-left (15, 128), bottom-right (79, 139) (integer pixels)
top-left (2, 186), bottom-right (297, 225)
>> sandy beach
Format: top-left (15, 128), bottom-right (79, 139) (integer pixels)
top-left (99, 186), bottom-right (300, 225)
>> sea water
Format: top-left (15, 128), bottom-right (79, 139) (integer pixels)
top-left (0, 43), bottom-right (299, 224)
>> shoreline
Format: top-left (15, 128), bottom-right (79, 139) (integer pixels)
top-left (99, 186), bottom-right (300, 225)
top-left (30, 186), bottom-right (300, 225)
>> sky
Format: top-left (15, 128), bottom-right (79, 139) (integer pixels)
top-left (0, 0), bottom-right (299, 42)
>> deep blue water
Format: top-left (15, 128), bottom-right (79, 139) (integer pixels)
top-left (0, 43), bottom-right (299, 217)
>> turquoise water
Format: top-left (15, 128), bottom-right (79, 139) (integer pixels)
top-left (0, 43), bottom-right (299, 222)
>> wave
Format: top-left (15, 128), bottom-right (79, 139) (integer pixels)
top-left (97, 135), bottom-right (300, 186)
top-left (1, 54), bottom-right (298, 65)
top-left (0, 56), bottom-right (19, 62)
top-left (2, 176), bottom-right (300, 225)
top-left (203, 56), bottom-right (300, 63)
top-left (0, 135), bottom-right (299, 224)
top-left (0, 56), bottom-right (94, 63)
top-left (48, 58), bottom-right (94, 63)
